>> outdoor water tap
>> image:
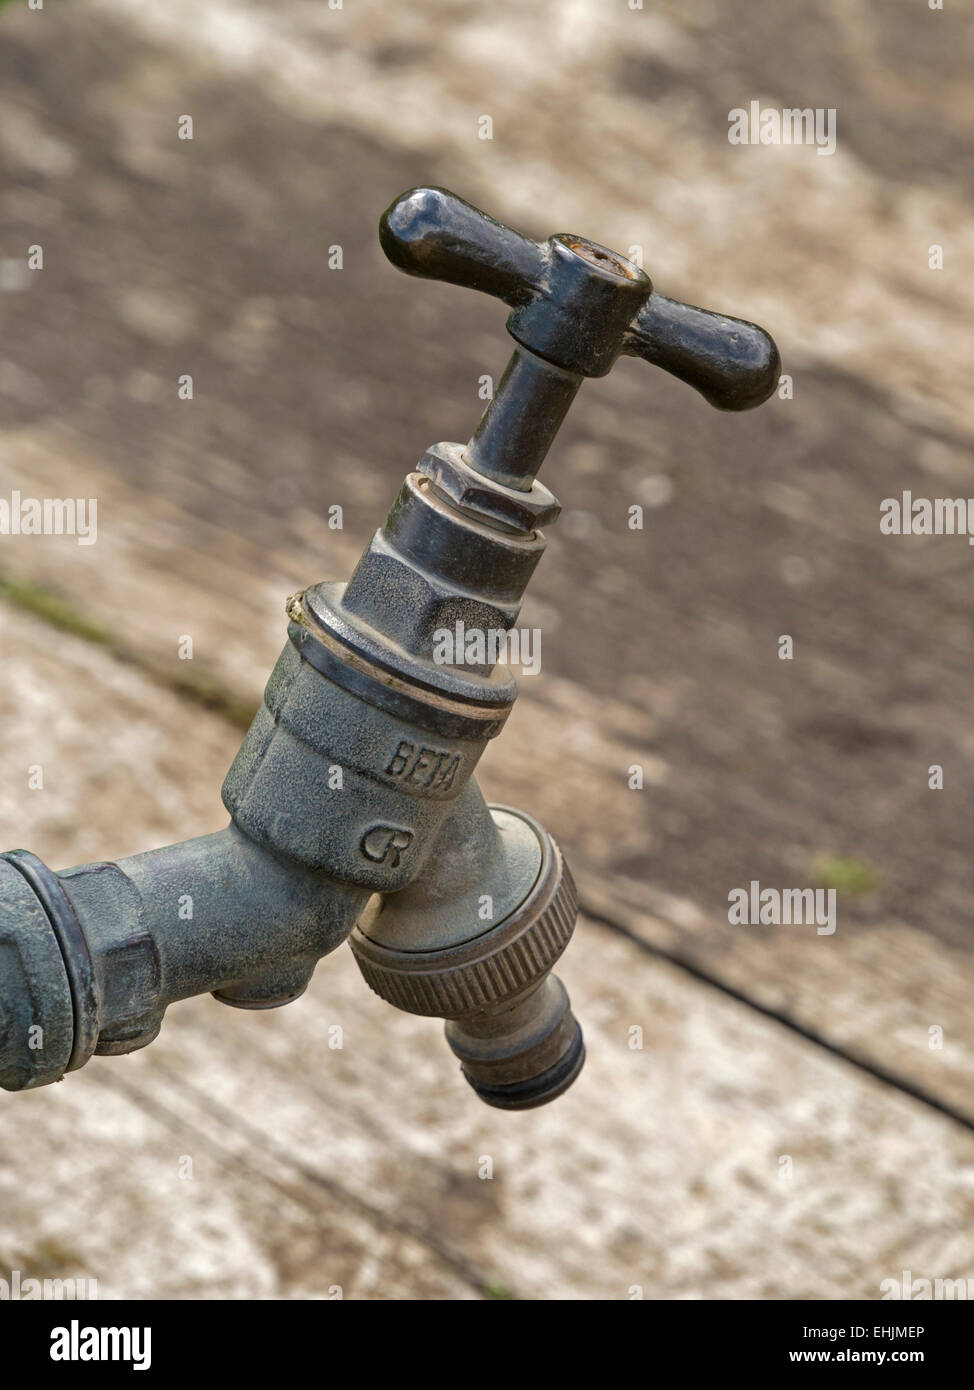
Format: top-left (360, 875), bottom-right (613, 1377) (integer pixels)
top-left (0, 188), bottom-right (779, 1107)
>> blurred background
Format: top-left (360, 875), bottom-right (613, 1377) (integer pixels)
top-left (0, 0), bottom-right (973, 1299)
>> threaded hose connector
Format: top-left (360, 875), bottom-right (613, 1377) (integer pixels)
top-left (350, 818), bottom-right (584, 1109)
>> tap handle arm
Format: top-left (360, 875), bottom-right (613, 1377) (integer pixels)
top-left (380, 185), bottom-right (780, 410)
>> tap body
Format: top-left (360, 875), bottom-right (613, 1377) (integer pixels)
top-left (0, 462), bottom-right (582, 1107)
top-left (0, 186), bottom-right (779, 1107)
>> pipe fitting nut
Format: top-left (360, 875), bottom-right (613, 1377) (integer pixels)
top-left (418, 442), bottom-right (562, 534)
top-left (0, 855), bottom-right (76, 1090)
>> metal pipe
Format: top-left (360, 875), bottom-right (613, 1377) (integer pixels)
top-left (465, 348), bottom-right (583, 490)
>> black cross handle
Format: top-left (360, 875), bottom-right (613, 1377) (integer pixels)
top-left (380, 186), bottom-right (780, 489)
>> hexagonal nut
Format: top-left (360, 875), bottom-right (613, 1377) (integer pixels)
top-left (0, 857), bottom-right (74, 1091)
top-left (56, 861), bottom-right (163, 1056)
top-left (418, 442), bottom-right (562, 533)
top-left (341, 537), bottom-right (518, 668)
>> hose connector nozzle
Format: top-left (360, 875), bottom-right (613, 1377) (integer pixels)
top-left (350, 808), bottom-right (584, 1109)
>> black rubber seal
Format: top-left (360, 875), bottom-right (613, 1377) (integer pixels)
top-left (463, 1023), bottom-right (586, 1111)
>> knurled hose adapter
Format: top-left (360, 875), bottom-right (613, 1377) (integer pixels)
top-left (350, 816), bottom-right (584, 1109)
top-left (445, 973), bottom-right (583, 1111)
